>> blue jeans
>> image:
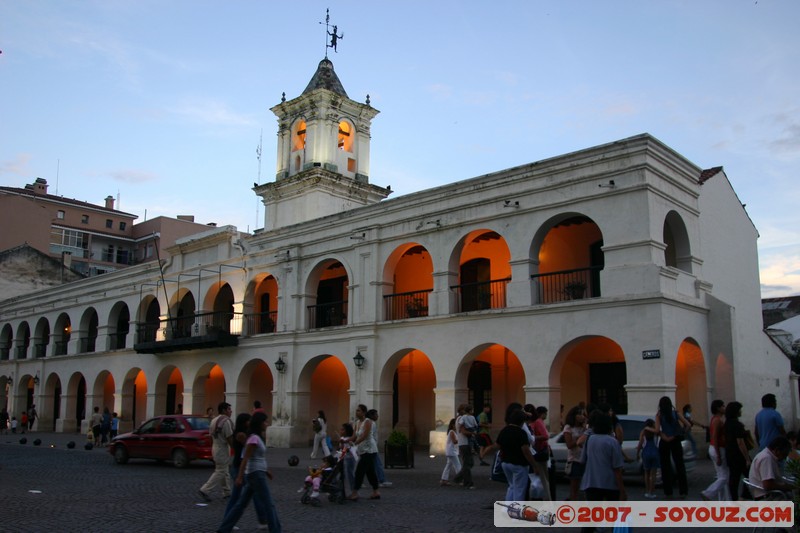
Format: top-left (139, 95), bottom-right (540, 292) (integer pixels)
top-left (501, 462), bottom-right (529, 501)
top-left (223, 463), bottom-right (243, 518)
top-left (217, 470), bottom-right (281, 533)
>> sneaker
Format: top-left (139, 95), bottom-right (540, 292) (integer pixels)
top-left (198, 490), bottom-right (212, 502)
top-left (258, 524), bottom-right (269, 530)
top-left (379, 481), bottom-right (392, 487)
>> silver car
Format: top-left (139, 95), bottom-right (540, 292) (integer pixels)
top-left (549, 414), bottom-right (696, 478)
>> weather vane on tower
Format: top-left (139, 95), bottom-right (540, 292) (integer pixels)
top-left (320, 8), bottom-right (343, 57)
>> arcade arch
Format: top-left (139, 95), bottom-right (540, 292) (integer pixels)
top-left (451, 230), bottom-right (512, 312)
top-left (533, 214), bottom-right (604, 303)
top-left (382, 243), bottom-right (434, 320)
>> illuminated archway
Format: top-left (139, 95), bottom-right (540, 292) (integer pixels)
top-left (551, 336), bottom-right (627, 418)
top-left (675, 338), bottom-right (708, 423)
top-left (379, 349), bottom-right (437, 444)
top-left (296, 355), bottom-right (351, 445)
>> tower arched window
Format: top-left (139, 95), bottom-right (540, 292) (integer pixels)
top-left (338, 121), bottom-right (353, 152)
top-left (292, 120), bottom-right (306, 151)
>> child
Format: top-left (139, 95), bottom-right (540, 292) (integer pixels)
top-left (10, 416), bottom-right (18, 433)
top-left (338, 423), bottom-right (356, 497)
top-left (440, 418), bottom-right (461, 486)
top-left (636, 418), bottom-right (660, 498)
top-left (301, 455), bottom-right (337, 504)
top-left (20, 412), bottom-right (28, 434)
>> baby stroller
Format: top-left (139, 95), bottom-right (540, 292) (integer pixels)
top-left (300, 456), bottom-right (345, 506)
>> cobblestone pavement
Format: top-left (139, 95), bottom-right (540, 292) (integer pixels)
top-left (0, 431), bottom-right (726, 532)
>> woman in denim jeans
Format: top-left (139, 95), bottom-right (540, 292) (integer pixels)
top-left (217, 412), bottom-right (281, 533)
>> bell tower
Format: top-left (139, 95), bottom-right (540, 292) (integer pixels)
top-left (254, 58), bottom-right (390, 231)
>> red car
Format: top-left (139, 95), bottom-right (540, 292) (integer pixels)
top-left (109, 414), bottom-right (213, 468)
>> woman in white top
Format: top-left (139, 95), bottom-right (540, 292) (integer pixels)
top-left (216, 412), bottom-right (282, 533)
top-left (347, 404), bottom-right (381, 501)
top-left (311, 410), bottom-right (331, 459)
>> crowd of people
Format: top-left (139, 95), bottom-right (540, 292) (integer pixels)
top-left (468, 393), bottom-right (794, 506)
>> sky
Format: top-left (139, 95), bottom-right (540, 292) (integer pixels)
top-left (1, 1), bottom-right (799, 297)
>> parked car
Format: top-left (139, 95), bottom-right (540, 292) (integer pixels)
top-left (109, 414), bottom-right (213, 468)
top-left (549, 414), bottom-right (696, 478)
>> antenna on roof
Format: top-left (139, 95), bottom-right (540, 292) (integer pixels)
top-left (319, 8), bottom-right (343, 58)
top-left (255, 129), bottom-right (262, 230)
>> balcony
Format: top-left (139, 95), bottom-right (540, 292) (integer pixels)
top-left (307, 301), bottom-right (347, 329)
top-left (134, 311), bottom-right (241, 354)
top-left (531, 266), bottom-right (602, 304)
top-left (451, 278), bottom-right (510, 313)
top-left (54, 340), bottom-right (68, 356)
top-left (243, 311), bottom-right (278, 335)
top-left (34, 344), bottom-right (47, 358)
top-left (384, 289), bottom-right (432, 320)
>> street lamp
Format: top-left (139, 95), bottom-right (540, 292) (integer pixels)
top-left (275, 355), bottom-right (287, 374)
top-left (353, 351), bottom-right (365, 370)
top-left (33, 372), bottom-right (40, 385)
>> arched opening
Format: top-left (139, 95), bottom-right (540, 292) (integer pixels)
top-left (170, 291), bottom-right (196, 339)
top-left (79, 308), bottom-right (99, 353)
top-left (307, 260), bottom-right (349, 328)
top-left (65, 373), bottom-right (87, 431)
top-left (296, 355), bottom-right (350, 446)
top-left (385, 349), bottom-right (436, 444)
top-left (122, 368), bottom-right (147, 431)
top-left (664, 210), bottom-right (693, 273)
top-left (382, 244), bottom-right (433, 320)
top-left (292, 119), bottom-right (307, 151)
top-left (453, 230), bottom-right (511, 312)
top-left (155, 366), bottom-right (184, 416)
top-left (453, 344), bottom-right (526, 436)
top-left (53, 313), bottom-right (72, 356)
top-left (33, 317), bottom-right (50, 358)
top-left (551, 336), bottom-right (627, 421)
top-left (192, 364), bottom-right (225, 416)
top-left (675, 338), bottom-right (708, 425)
top-left (237, 359), bottom-right (275, 417)
top-left (138, 297), bottom-right (161, 343)
top-left (108, 302), bottom-right (130, 350)
top-left (338, 120), bottom-right (353, 152)
top-left (534, 215), bottom-right (604, 303)
top-left (43, 372), bottom-right (62, 431)
top-left (207, 283), bottom-right (235, 334)
top-left (15, 322), bottom-right (30, 359)
top-left (0, 324), bottom-right (12, 360)
top-left (90, 371), bottom-right (116, 416)
top-left (247, 274), bottom-right (278, 334)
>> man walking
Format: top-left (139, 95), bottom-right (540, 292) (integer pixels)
top-left (199, 402), bottom-right (234, 502)
top-left (754, 393), bottom-right (785, 452)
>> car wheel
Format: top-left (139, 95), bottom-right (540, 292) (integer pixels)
top-left (113, 446), bottom-right (129, 465)
top-left (172, 448), bottom-right (189, 468)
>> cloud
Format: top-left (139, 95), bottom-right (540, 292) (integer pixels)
top-left (107, 169), bottom-right (158, 183)
top-left (168, 98), bottom-right (257, 127)
top-left (0, 154), bottom-right (32, 177)
top-left (761, 283), bottom-right (794, 294)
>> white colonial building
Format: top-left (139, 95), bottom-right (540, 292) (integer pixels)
top-left (0, 58), bottom-right (795, 450)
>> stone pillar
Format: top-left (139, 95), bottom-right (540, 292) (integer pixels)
top-left (97, 325), bottom-right (111, 352)
top-left (429, 386), bottom-right (458, 456)
top-left (507, 258), bottom-right (534, 308)
top-left (431, 270), bottom-right (456, 316)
